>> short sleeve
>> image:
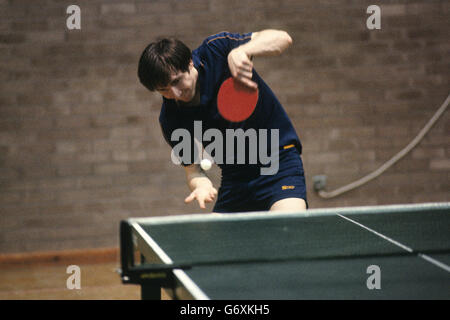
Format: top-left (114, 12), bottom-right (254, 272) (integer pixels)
top-left (202, 31), bottom-right (253, 59)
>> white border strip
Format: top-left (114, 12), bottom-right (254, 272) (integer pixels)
top-left (129, 202), bottom-right (450, 226)
top-left (336, 214), bottom-right (414, 253)
top-left (337, 214), bottom-right (450, 273)
top-left (418, 254), bottom-right (450, 273)
top-left (131, 222), bottom-right (210, 300)
top-left (132, 222), bottom-right (173, 263)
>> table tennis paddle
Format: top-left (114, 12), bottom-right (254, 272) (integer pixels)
top-left (217, 77), bottom-right (258, 122)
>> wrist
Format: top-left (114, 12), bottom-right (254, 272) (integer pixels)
top-left (190, 176), bottom-right (213, 190)
top-left (237, 43), bottom-right (255, 59)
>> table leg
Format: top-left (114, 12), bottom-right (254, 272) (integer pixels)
top-left (141, 284), bottom-right (161, 300)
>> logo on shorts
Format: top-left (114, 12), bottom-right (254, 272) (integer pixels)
top-left (282, 185), bottom-right (295, 190)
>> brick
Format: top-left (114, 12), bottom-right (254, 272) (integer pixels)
top-left (412, 148), bottom-right (445, 159)
top-left (92, 139), bottom-right (129, 152)
top-left (38, 178), bottom-right (76, 191)
top-left (406, 3), bottom-right (443, 15)
top-left (388, 89), bottom-right (423, 101)
top-left (0, 33), bottom-right (25, 44)
top-left (55, 116), bottom-right (91, 129)
top-left (407, 29), bottom-right (442, 39)
top-left (55, 141), bottom-right (77, 154)
top-left (112, 174), bottom-right (150, 187)
top-left (78, 152), bottom-right (110, 163)
top-left (334, 32), bottom-right (369, 42)
top-left (412, 192), bottom-right (450, 203)
top-left (92, 115), bottom-right (129, 127)
top-left (381, 4), bottom-right (406, 16)
top-left (110, 127), bottom-right (146, 139)
top-left (57, 164), bottom-right (92, 177)
top-left (320, 91), bottom-right (360, 104)
top-left (23, 190), bottom-right (56, 204)
top-left (70, 103), bottom-right (106, 116)
top-left (94, 163), bottom-right (128, 175)
top-left (339, 54), bottom-right (366, 67)
top-left (310, 152), bottom-right (340, 164)
top-left (0, 192), bottom-right (21, 204)
top-left (11, 20), bottom-right (49, 32)
top-left (343, 150), bottom-right (376, 162)
top-left (285, 93), bottom-right (320, 105)
top-left (128, 160), bottom-right (174, 174)
top-left (16, 92), bottom-right (53, 107)
top-left (392, 158), bottom-right (430, 173)
top-left (100, 3), bottom-right (136, 15)
top-left (375, 125), bottom-right (410, 137)
top-left (112, 150), bottom-right (147, 162)
top-left (430, 159), bottom-right (450, 170)
top-left (392, 41), bottom-right (422, 52)
top-left (303, 56), bottom-right (337, 69)
top-left (76, 176), bottom-right (113, 189)
top-left (135, 2), bottom-right (173, 14)
top-left (25, 31), bottom-right (64, 43)
top-left (173, 0), bottom-right (210, 12)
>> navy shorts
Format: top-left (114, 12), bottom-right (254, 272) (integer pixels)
top-left (213, 147), bottom-right (307, 213)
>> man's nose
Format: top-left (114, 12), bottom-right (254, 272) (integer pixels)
top-left (170, 86), bottom-right (182, 98)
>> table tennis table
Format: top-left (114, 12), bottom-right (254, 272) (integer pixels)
top-left (119, 202), bottom-right (450, 300)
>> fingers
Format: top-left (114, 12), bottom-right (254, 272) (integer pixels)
top-left (228, 49), bottom-right (258, 90)
top-left (200, 192), bottom-right (215, 208)
top-left (185, 187), bottom-right (218, 210)
top-left (198, 198), bottom-right (206, 209)
top-left (184, 192), bottom-right (196, 204)
top-left (236, 76), bottom-right (258, 90)
top-left (230, 58), bottom-right (252, 79)
top-left (234, 66), bottom-right (258, 90)
top-left (206, 188), bottom-right (218, 203)
top-left (235, 68), bottom-right (252, 79)
top-left (185, 192), bottom-right (206, 209)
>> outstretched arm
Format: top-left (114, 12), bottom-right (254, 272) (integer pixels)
top-left (183, 164), bottom-right (218, 210)
top-left (228, 29), bottom-right (293, 88)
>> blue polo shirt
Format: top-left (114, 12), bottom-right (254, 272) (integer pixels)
top-left (159, 31), bottom-right (302, 179)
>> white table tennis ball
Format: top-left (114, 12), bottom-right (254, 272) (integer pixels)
top-left (200, 159), bottom-right (212, 171)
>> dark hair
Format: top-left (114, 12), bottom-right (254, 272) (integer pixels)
top-left (137, 38), bottom-right (192, 91)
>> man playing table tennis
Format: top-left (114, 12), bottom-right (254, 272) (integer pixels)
top-left (138, 30), bottom-right (307, 213)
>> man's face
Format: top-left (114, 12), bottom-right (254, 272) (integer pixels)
top-left (156, 61), bottom-right (198, 103)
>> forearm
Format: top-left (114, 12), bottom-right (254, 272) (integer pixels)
top-left (239, 29), bottom-right (293, 57)
top-left (227, 29), bottom-right (292, 88)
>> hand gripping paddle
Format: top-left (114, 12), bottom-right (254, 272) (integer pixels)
top-left (217, 77), bottom-right (259, 122)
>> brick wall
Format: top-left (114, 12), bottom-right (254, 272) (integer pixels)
top-left (0, 0), bottom-right (448, 253)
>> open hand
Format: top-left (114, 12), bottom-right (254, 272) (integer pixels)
top-left (184, 186), bottom-right (218, 209)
